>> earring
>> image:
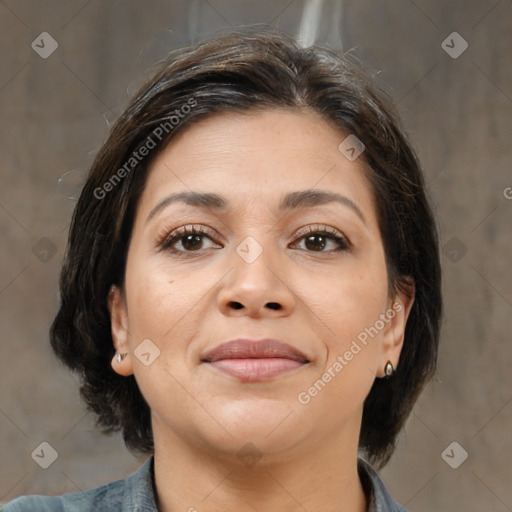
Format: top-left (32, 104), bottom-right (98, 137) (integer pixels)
top-left (384, 360), bottom-right (395, 377)
top-left (115, 353), bottom-right (128, 363)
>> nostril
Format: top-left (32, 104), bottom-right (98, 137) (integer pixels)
top-left (229, 301), bottom-right (244, 310)
top-left (265, 302), bottom-right (281, 310)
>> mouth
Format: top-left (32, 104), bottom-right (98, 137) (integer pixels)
top-left (201, 338), bottom-right (310, 382)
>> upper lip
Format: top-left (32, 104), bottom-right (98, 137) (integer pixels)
top-left (202, 338), bottom-right (309, 363)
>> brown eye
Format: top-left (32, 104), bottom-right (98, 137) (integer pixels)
top-left (292, 227), bottom-right (350, 253)
top-left (181, 234), bottom-right (204, 251)
top-left (159, 226), bottom-right (222, 253)
top-left (304, 234), bottom-right (328, 251)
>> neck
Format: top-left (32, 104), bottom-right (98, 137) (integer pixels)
top-left (152, 419), bottom-right (367, 512)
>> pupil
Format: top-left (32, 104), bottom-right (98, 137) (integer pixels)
top-left (183, 234), bottom-right (202, 250)
top-left (305, 234), bottom-right (326, 251)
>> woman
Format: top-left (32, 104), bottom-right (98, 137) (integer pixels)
top-left (4, 29), bottom-right (442, 512)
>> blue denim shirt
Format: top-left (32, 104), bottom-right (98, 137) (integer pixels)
top-left (2, 456), bottom-right (408, 511)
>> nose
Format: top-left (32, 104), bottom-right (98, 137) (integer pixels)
top-left (217, 242), bottom-right (296, 318)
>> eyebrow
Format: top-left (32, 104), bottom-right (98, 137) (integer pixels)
top-left (146, 189), bottom-right (367, 225)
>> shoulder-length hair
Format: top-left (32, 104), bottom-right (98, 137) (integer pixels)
top-left (50, 28), bottom-right (442, 469)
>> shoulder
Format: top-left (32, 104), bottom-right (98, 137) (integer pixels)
top-left (2, 456), bottom-right (155, 512)
top-left (2, 479), bottom-right (124, 512)
top-left (2, 495), bottom-right (64, 511)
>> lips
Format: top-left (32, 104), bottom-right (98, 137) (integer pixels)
top-left (202, 338), bottom-right (309, 382)
top-left (202, 338), bottom-right (309, 363)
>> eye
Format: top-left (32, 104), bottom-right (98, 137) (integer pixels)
top-left (158, 225), bottom-right (222, 253)
top-left (291, 225), bottom-right (350, 252)
top-left (156, 224), bottom-right (350, 254)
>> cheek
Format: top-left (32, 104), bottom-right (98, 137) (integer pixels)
top-left (310, 253), bottom-right (388, 330)
top-left (124, 262), bottom-right (172, 338)
top-left (123, 254), bottom-right (219, 357)
top-left (298, 269), bottom-right (386, 417)
top-left (122, 257), bottom-right (203, 402)
top-left (310, 253), bottom-right (388, 371)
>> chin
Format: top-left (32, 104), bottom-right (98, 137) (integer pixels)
top-left (202, 399), bottom-right (307, 453)
top-left (202, 428), bottom-right (305, 466)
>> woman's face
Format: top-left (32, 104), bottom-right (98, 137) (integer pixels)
top-left (109, 109), bottom-right (413, 461)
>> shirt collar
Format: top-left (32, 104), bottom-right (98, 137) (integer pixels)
top-left (121, 455), bottom-right (158, 510)
top-left (358, 458), bottom-right (408, 511)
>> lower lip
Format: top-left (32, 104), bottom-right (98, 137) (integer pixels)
top-left (206, 358), bottom-right (306, 382)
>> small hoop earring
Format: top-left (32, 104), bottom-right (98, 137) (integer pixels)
top-left (384, 360), bottom-right (395, 377)
top-left (115, 353), bottom-right (128, 363)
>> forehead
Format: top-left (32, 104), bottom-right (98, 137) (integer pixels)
top-left (138, 109), bottom-right (377, 225)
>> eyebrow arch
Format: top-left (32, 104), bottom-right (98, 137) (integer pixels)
top-left (146, 189), bottom-right (367, 226)
top-left (146, 192), bottom-right (227, 224)
top-left (280, 190), bottom-right (367, 226)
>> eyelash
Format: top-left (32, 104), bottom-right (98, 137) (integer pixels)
top-left (157, 223), bottom-right (351, 256)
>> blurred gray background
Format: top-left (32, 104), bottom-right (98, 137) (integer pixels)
top-left (1, 1), bottom-right (511, 510)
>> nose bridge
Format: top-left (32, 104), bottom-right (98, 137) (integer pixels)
top-left (218, 234), bottom-right (295, 316)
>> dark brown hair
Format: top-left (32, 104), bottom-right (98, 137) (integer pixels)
top-left (50, 28), bottom-right (442, 469)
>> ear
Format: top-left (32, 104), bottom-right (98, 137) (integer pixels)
top-left (108, 285), bottom-right (134, 377)
top-left (378, 278), bottom-right (415, 377)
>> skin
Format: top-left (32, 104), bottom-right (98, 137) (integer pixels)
top-left (108, 109), bottom-right (414, 512)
